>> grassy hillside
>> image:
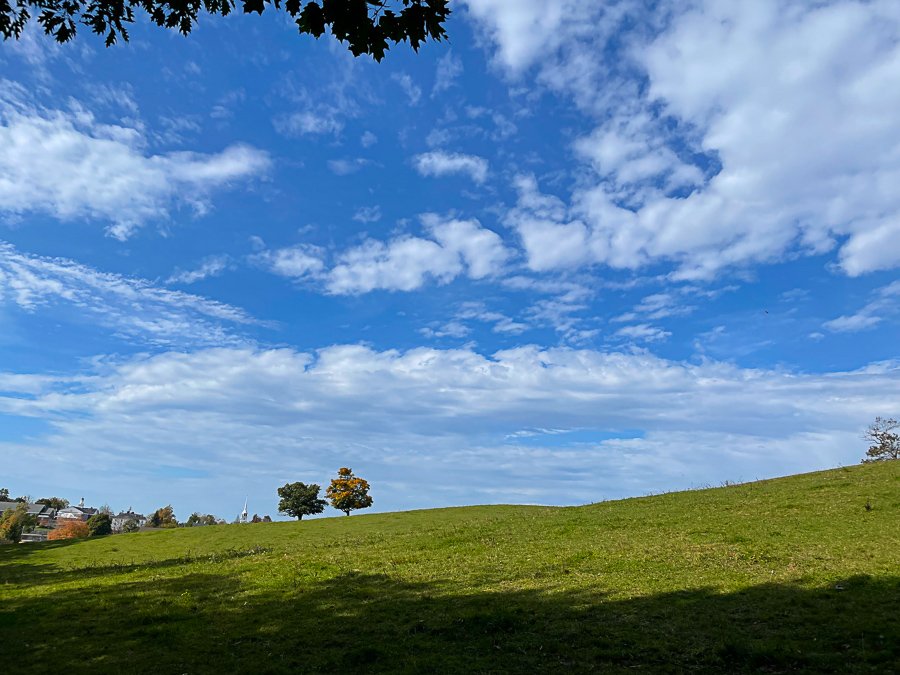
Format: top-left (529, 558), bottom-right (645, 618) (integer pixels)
top-left (1, 463), bottom-right (898, 673)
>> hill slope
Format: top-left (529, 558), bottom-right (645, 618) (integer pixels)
top-left (1, 463), bottom-right (898, 673)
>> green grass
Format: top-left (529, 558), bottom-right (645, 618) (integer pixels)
top-left (2, 462), bottom-right (898, 673)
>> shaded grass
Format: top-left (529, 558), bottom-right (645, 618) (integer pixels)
top-left (1, 462), bottom-right (898, 673)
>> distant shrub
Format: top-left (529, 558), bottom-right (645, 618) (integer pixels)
top-left (49, 520), bottom-right (90, 540)
top-left (87, 513), bottom-right (112, 536)
top-left (121, 519), bottom-right (140, 533)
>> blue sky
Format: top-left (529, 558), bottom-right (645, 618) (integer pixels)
top-left (1, 0), bottom-right (898, 521)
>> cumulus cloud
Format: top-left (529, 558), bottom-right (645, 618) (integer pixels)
top-left (0, 242), bottom-right (257, 346)
top-left (413, 151), bottom-right (489, 184)
top-left (468, 1), bottom-right (900, 278)
top-left (2, 344), bottom-right (897, 513)
top-left (326, 215), bottom-right (510, 294)
top-left (0, 82), bottom-right (271, 240)
top-left (254, 245), bottom-right (326, 279)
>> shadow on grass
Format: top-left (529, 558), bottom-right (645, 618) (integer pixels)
top-left (0, 544), bottom-right (271, 587)
top-left (0, 567), bottom-right (897, 674)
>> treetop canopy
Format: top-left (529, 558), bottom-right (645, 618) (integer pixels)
top-left (0, 0), bottom-right (450, 60)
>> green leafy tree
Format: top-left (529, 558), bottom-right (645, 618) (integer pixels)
top-left (0, 503), bottom-right (36, 542)
top-left (121, 518), bottom-right (140, 533)
top-left (0, 0), bottom-right (450, 60)
top-left (86, 512), bottom-right (112, 536)
top-left (277, 482), bottom-right (326, 520)
top-left (36, 497), bottom-right (69, 510)
top-left (0, 487), bottom-right (27, 503)
top-left (863, 417), bottom-right (900, 462)
top-left (326, 467), bottom-right (372, 516)
top-left (148, 505), bottom-right (177, 528)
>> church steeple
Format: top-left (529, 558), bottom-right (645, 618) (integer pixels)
top-left (239, 497), bottom-right (248, 524)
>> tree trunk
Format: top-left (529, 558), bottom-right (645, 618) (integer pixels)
top-left (345, 510), bottom-right (350, 516)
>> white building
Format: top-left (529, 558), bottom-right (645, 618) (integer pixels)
top-left (111, 509), bottom-right (146, 532)
top-left (57, 498), bottom-right (98, 522)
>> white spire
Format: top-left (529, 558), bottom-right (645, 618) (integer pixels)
top-left (240, 497), bottom-right (248, 524)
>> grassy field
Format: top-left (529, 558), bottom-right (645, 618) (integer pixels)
top-left (1, 462), bottom-right (898, 673)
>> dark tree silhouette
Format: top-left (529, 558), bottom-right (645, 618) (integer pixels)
top-left (0, 0), bottom-right (450, 59)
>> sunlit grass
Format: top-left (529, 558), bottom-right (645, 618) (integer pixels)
top-left (1, 462), bottom-right (897, 672)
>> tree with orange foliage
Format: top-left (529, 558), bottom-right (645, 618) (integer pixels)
top-left (326, 467), bottom-right (373, 516)
top-left (49, 519), bottom-right (90, 540)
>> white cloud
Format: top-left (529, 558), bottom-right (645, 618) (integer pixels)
top-left (457, 302), bottom-right (528, 335)
top-left (506, 174), bottom-right (590, 272)
top-left (468, 1), bottom-right (900, 278)
top-left (0, 83), bottom-right (270, 240)
top-left (254, 245), bottom-right (326, 279)
top-left (352, 206), bottom-right (382, 223)
top-left (824, 280), bottom-right (900, 332)
top-left (433, 51), bottom-right (464, 95)
top-left (360, 131), bottom-right (378, 147)
top-left (275, 110), bottom-right (343, 136)
top-left (392, 73), bottom-right (422, 105)
top-left (326, 216), bottom-right (510, 294)
top-left (413, 151), bottom-right (489, 184)
top-left (613, 291), bottom-right (696, 323)
top-left (327, 158), bottom-right (370, 175)
top-left (462, 0), bottom-right (607, 74)
top-left (3, 344), bottom-right (897, 513)
top-left (327, 237), bottom-right (461, 294)
top-left (614, 323), bottom-right (671, 343)
top-left (502, 273), bottom-right (597, 341)
top-left (167, 255), bottom-right (231, 285)
top-left (419, 320), bottom-right (472, 339)
top-left (0, 242), bottom-right (256, 346)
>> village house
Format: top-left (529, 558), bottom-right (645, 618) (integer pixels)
top-left (0, 502), bottom-right (58, 543)
top-left (56, 498), bottom-right (98, 522)
top-left (112, 509), bottom-right (147, 532)
top-left (0, 501), bottom-right (56, 520)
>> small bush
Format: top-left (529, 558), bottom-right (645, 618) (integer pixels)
top-left (49, 519), bottom-right (90, 540)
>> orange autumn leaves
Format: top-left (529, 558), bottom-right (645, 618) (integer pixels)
top-left (48, 519), bottom-right (89, 540)
top-left (326, 467), bottom-right (373, 516)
